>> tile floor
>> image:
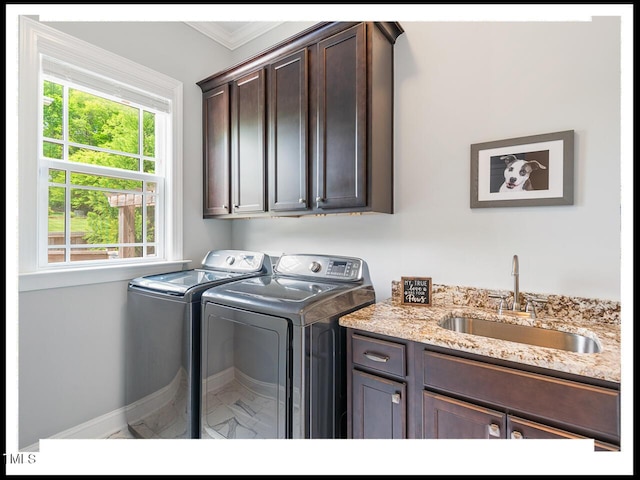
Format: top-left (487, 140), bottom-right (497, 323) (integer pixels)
top-left (106, 428), bottom-right (136, 439)
top-left (112, 377), bottom-right (281, 440)
top-left (202, 378), bottom-right (280, 439)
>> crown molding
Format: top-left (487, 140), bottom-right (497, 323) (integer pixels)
top-left (184, 21), bottom-right (283, 50)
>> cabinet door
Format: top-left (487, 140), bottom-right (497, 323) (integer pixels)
top-left (268, 50), bottom-right (309, 212)
top-left (231, 69), bottom-right (266, 214)
top-left (202, 84), bottom-right (230, 216)
top-left (423, 391), bottom-right (506, 439)
top-left (315, 23), bottom-right (367, 210)
top-left (352, 369), bottom-right (406, 439)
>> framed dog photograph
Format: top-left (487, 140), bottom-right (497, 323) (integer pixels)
top-left (470, 130), bottom-right (574, 208)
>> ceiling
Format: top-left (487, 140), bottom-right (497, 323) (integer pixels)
top-left (184, 21), bottom-right (284, 50)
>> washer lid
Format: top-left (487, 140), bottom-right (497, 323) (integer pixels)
top-left (129, 269), bottom-right (245, 296)
top-left (129, 250), bottom-right (272, 296)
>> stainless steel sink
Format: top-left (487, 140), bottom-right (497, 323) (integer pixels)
top-left (438, 316), bottom-right (601, 353)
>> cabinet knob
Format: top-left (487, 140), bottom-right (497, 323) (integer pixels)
top-left (315, 196), bottom-right (324, 208)
top-left (510, 431), bottom-right (524, 440)
top-left (488, 423), bottom-right (501, 437)
top-left (298, 198), bottom-right (305, 204)
top-left (233, 204), bottom-right (239, 209)
top-left (391, 393), bottom-right (401, 404)
top-left (222, 204), bottom-right (228, 210)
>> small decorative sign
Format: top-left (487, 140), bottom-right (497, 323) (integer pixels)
top-left (401, 277), bottom-right (432, 306)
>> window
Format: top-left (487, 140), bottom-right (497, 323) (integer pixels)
top-left (41, 71), bottom-right (167, 265)
top-left (18, 17), bottom-right (185, 289)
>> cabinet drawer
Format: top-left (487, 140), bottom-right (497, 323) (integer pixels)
top-left (507, 415), bottom-right (592, 440)
top-left (352, 334), bottom-right (406, 377)
top-left (508, 415), bottom-right (618, 450)
top-left (423, 350), bottom-right (619, 441)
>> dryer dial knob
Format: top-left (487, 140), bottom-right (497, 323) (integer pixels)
top-left (226, 256), bottom-right (235, 265)
top-left (309, 261), bottom-right (322, 273)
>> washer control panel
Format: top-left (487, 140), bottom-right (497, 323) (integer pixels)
top-left (202, 250), bottom-right (267, 272)
top-left (276, 254), bottom-right (364, 281)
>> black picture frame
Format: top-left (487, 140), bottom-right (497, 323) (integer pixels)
top-left (470, 130), bottom-right (574, 208)
top-left (401, 277), bottom-right (432, 306)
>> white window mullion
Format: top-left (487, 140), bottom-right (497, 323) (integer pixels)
top-left (62, 84), bottom-right (69, 161)
top-left (62, 83), bottom-right (71, 262)
top-left (37, 78), bottom-right (48, 268)
top-left (38, 165), bottom-right (50, 269)
top-left (156, 113), bottom-right (169, 261)
top-left (139, 109), bottom-right (147, 258)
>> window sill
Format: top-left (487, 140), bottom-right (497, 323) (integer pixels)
top-left (18, 260), bottom-right (191, 292)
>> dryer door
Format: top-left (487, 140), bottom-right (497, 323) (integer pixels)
top-left (201, 304), bottom-right (290, 439)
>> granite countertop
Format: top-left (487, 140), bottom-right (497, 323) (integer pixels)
top-left (339, 283), bottom-right (621, 384)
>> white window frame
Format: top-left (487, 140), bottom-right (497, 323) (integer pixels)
top-left (18, 17), bottom-right (186, 291)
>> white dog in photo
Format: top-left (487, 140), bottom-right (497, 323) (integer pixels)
top-left (499, 154), bottom-right (547, 192)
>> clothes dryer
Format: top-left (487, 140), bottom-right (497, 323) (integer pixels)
top-left (200, 253), bottom-right (375, 439)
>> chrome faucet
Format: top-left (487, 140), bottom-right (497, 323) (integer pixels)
top-left (511, 254), bottom-right (520, 311)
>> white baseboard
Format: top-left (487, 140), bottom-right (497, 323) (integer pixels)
top-left (204, 366), bottom-right (294, 405)
top-left (203, 366), bottom-right (235, 394)
top-left (203, 366), bottom-right (281, 399)
top-left (235, 367), bottom-right (279, 399)
top-left (22, 366), bottom-right (292, 451)
top-left (21, 406), bottom-right (128, 452)
top-left (125, 368), bottom-right (185, 424)
top-left (21, 369), bottom-right (187, 452)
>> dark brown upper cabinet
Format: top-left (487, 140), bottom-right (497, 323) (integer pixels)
top-left (231, 69), bottom-right (266, 214)
top-left (268, 49), bottom-right (309, 212)
top-left (202, 84), bottom-right (230, 216)
top-left (314, 24), bottom-right (367, 211)
top-left (198, 22), bottom-right (404, 219)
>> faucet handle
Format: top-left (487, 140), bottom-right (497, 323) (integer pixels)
top-left (488, 293), bottom-right (509, 314)
top-left (523, 295), bottom-right (548, 318)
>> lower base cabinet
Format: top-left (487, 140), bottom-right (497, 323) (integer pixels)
top-left (352, 370), bottom-right (406, 439)
top-left (347, 328), bottom-right (620, 450)
top-left (348, 332), bottom-right (410, 439)
top-left (422, 390), bottom-right (619, 449)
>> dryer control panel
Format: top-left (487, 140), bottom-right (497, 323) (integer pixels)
top-left (275, 254), bottom-right (364, 282)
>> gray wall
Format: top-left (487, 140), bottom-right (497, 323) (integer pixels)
top-left (16, 17), bottom-right (624, 449)
top-left (232, 18), bottom-right (622, 302)
top-left (19, 283), bottom-right (129, 443)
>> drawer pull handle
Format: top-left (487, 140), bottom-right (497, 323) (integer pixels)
top-left (488, 423), bottom-right (501, 437)
top-left (391, 393), bottom-right (401, 404)
top-left (363, 352), bottom-right (389, 363)
top-left (510, 431), bottom-right (524, 440)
